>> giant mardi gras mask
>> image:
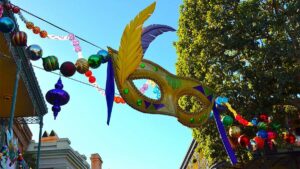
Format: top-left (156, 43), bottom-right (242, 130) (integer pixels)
top-left (106, 2), bottom-right (215, 128)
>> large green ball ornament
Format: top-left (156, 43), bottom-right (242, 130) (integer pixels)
top-left (229, 126), bottom-right (241, 138)
top-left (42, 56), bottom-right (59, 72)
top-left (75, 58), bottom-right (89, 74)
top-left (88, 54), bottom-right (102, 69)
top-left (257, 122), bottom-right (267, 130)
top-left (222, 115), bottom-right (233, 126)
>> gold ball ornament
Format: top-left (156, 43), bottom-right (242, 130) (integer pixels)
top-left (229, 126), bottom-right (241, 138)
top-left (75, 58), bottom-right (89, 74)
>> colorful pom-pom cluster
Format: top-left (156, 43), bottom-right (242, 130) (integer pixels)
top-left (217, 97), bottom-right (299, 152)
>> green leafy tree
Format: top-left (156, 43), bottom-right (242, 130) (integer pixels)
top-left (175, 0), bottom-right (299, 165)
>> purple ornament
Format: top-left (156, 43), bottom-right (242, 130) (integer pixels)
top-left (46, 77), bottom-right (70, 119)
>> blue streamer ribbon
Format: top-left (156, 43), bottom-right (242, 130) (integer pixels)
top-left (105, 58), bottom-right (115, 125)
top-left (213, 104), bottom-right (237, 165)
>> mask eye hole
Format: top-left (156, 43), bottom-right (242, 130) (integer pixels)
top-left (177, 95), bottom-right (207, 114)
top-left (131, 79), bottom-right (162, 101)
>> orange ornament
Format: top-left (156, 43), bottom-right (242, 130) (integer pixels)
top-left (26, 22), bottom-right (34, 29)
top-left (40, 30), bottom-right (48, 38)
top-left (114, 97), bottom-right (121, 103)
top-left (33, 26), bottom-right (40, 34)
top-left (121, 98), bottom-right (126, 104)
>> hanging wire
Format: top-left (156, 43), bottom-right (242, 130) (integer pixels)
top-left (0, 52), bottom-right (121, 96)
top-left (32, 64), bottom-right (121, 96)
top-left (18, 7), bottom-right (105, 50)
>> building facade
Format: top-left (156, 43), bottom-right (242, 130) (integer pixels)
top-left (27, 130), bottom-right (90, 169)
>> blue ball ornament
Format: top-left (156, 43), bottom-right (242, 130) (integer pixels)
top-left (0, 17), bottom-right (15, 33)
top-left (256, 130), bottom-right (268, 139)
top-left (97, 49), bottom-right (110, 63)
top-left (251, 117), bottom-right (258, 126)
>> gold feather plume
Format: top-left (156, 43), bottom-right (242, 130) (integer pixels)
top-left (116, 2), bottom-right (156, 86)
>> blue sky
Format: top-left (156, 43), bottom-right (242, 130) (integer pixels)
top-left (12, 0), bottom-right (192, 168)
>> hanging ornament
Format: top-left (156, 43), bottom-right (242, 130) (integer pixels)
top-left (284, 133), bottom-right (296, 144)
top-left (229, 126), bottom-right (241, 138)
top-left (12, 6), bottom-right (20, 13)
top-left (251, 117), bottom-right (258, 126)
top-left (33, 26), bottom-right (40, 34)
top-left (259, 114), bottom-right (268, 123)
top-left (238, 135), bottom-right (250, 148)
top-left (40, 30), bottom-right (48, 38)
top-left (0, 17), bottom-right (15, 33)
top-left (46, 77), bottom-right (70, 119)
top-left (60, 61), bottom-right (76, 77)
top-left (267, 131), bottom-right (277, 140)
top-left (253, 136), bottom-right (264, 150)
top-left (26, 22), bottom-right (34, 29)
top-left (88, 54), bottom-right (102, 69)
top-left (97, 49), bottom-right (110, 63)
top-left (256, 130), bottom-right (268, 139)
top-left (75, 58), bottom-right (89, 74)
top-left (257, 122), bottom-right (267, 130)
top-left (42, 56), bottom-right (59, 71)
top-left (26, 44), bottom-right (43, 61)
top-left (222, 115), bottom-right (233, 126)
top-left (85, 70), bottom-right (92, 77)
top-left (11, 31), bottom-right (27, 46)
top-left (88, 76), bottom-right (96, 83)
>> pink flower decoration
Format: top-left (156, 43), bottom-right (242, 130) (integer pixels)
top-left (75, 46), bottom-right (81, 52)
top-left (0, 5), bottom-right (3, 17)
top-left (68, 33), bottom-right (75, 41)
top-left (72, 39), bottom-right (79, 46)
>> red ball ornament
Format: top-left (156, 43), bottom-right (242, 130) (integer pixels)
top-left (238, 135), bottom-right (250, 148)
top-left (88, 76), bottom-right (96, 83)
top-left (253, 136), bottom-right (265, 150)
top-left (259, 114), bottom-right (268, 123)
top-left (121, 98), bottom-right (126, 104)
top-left (12, 6), bottom-right (20, 13)
top-left (85, 70), bottom-right (92, 77)
top-left (60, 61), bottom-right (76, 77)
top-left (267, 131), bottom-right (277, 140)
top-left (285, 133), bottom-right (296, 144)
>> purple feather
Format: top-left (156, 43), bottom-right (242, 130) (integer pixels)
top-left (142, 24), bottom-right (176, 54)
